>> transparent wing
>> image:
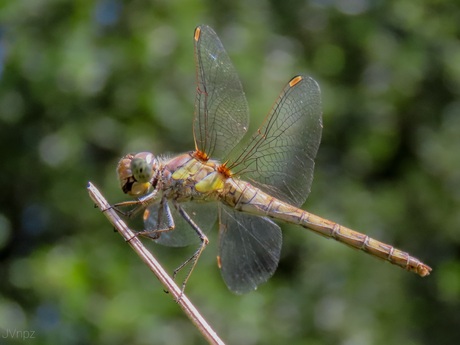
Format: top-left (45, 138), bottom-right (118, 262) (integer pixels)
top-left (193, 25), bottom-right (249, 160)
top-left (143, 201), bottom-right (217, 247)
top-left (218, 205), bottom-right (282, 294)
top-left (228, 75), bottom-right (322, 207)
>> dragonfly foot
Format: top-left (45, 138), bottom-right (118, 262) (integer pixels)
top-left (100, 204), bottom-right (112, 213)
top-left (125, 232), bottom-right (139, 243)
top-left (176, 290), bottom-right (185, 303)
top-left (136, 229), bottom-right (163, 240)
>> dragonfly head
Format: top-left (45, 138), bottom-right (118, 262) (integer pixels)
top-left (117, 152), bottom-right (158, 196)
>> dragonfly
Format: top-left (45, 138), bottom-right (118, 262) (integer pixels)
top-left (114, 25), bottom-right (431, 294)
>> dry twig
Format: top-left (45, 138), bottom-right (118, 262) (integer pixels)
top-left (87, 182), bottom-right (224, 345)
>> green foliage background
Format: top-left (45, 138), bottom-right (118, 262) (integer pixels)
top-left (1, 0), bottom-right (459, 344)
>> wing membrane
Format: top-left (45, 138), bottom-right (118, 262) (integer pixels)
top-left (228, 75), bottom-right (322, 207)
top-left (193, 25), bottom-right (249, 159)
top-left (218, 205), bottom-right (282, 294)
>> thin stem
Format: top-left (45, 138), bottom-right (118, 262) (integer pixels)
top-left (87, 182), bottom-right (225, 345)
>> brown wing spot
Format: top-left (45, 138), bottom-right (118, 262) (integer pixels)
top-left (289, 75), bottom-right (303, 87)
top-left (194, 26), bottom-right (201, 42)
top-left (216, 255), bottom-right (222, 269)
top-left (143, 208), bottom-right (150, 222)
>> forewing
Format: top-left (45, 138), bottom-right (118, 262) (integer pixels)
top-left (228, 76), bottom-right (322, 207)
top-left (144, 201), bottom-right (217, 247)
top-left (218, 205), bottom-right (282, 294)
top-left (193, 25), bottom-right (249, 160)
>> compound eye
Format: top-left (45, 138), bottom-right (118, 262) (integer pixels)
top-left (130, 157), bottom-right (153, 183)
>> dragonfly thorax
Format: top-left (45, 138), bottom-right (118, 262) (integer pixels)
top-left (117, 152), bottom-right (159, 196)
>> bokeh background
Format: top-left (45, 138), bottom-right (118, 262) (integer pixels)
top-left (1, 0), bottom-right (459, 344)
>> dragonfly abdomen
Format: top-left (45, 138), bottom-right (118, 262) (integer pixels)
top-left (296, 211), bottom-right (432, 277)
top-left (225, 179), bottom-right (432, 278)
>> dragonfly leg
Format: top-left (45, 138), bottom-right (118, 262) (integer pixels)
top-left (136, 198), bottom-right (175, 240)
top-left (110, 189), bottom-right (159, 219)
top-left (172, 201), bottom-right (209, 294)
